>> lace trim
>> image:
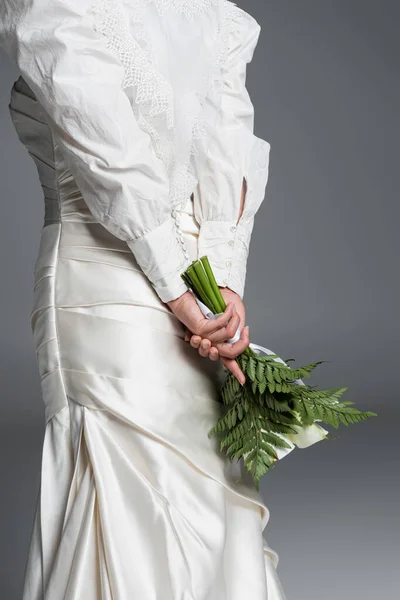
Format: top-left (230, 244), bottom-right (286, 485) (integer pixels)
top-left (92, 0), bottom-right (175, 127)
top-left (217, 1), bottom-right (245, 69)
top-left (90, 0), bottom-right (244, 209)
top-left (149, 0), bottom-right (219, 21)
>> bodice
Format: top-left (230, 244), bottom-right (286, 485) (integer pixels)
top-left (9, 76), bottom-right (88, 228)
top-left (8, 76), bottom-right (194, 232)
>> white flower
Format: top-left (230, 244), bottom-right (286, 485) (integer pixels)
top-left (286, 421), bottom-right (329, 449)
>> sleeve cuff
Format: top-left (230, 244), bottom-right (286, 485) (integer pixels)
top-left (126, 216), bottom-right (191, 303)
top-left (195, 135), bottom-right (270, 299)
top-left (197, 217), bottom-right (255, 299)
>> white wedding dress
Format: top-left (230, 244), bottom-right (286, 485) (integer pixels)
top-left (3, 0), bottom-right (287, 598)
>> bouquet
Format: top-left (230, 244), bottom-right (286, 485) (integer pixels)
top-left (181, 256), bottom-right (377, 490)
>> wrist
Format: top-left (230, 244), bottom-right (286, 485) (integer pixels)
top-left (166, 289), bottom-right (192, 310)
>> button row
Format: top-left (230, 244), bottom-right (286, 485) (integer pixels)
top-left (172, 209), bottom-right (190, 260)
top-left (224, 223), bottom-right (237, 285)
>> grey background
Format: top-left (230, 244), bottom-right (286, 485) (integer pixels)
top-left (0, 0), bottom-right (398, 598)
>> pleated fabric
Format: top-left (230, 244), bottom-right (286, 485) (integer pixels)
top-left (10, 76), bottom-right (287, 600)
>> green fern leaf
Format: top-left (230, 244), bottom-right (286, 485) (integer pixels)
top-left (256, 360), bottom-right (264, 383)
top-left (258, 378), bottom-right (267, 395)
top-left (247, 357), bottom-right (257, 381)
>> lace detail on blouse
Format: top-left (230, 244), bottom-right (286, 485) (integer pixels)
top-left (147, 0), bottom-right (219, 20)
top-left (92, 0), bottom-right (173, 124)
top-left (90, 0), bottom-right (242, 210)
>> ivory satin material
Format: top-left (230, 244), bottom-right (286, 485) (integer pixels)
top-left (10, 76), bottom-right (287, 600)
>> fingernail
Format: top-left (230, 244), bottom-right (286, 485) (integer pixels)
top-left (245, 326), bottom-right (250, 334)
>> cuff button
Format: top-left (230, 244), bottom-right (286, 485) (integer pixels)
top-left (228, 240), bottom-right (234, 247)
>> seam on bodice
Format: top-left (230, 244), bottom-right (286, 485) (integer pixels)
top-left (9, 76), bottom-right (61, 227)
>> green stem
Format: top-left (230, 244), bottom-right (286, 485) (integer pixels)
top-left (185, 264), bottom-right (212, 308)
top-left (200, 256), bottom-right (226, 313)
top-left (191, 260), bottom-right (220, 314)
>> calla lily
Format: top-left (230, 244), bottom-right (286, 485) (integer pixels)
top-left (286, 421), bottom-right (329, 449)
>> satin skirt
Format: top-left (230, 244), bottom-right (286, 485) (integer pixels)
top-left (22, 195), bottom-right (286, 599)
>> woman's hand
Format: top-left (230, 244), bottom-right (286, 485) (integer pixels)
top-left (177, 287), bottom-right (250, 385)
top-left (167, 289), bottom-right (250, 384)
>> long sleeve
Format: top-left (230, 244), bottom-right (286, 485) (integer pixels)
top-left (0, 0), bottom-right (192, 303)
top-left (193, 5), bottom-right (271, 299)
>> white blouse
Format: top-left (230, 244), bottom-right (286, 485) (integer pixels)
top-left (0, 0), bottom-right (271, 303)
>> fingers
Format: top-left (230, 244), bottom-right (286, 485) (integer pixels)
top-left (208, 346), bottom-right (219, 361)
top-left (189, 335), bottom-right (201, 349)
top-left (188, 332), bottom-right (246, 385)
top-left (197, 338), bottom-right (211, 358)
top-left (198, 303), bottom-right (241, 344)
top-left (186, 322), bottom-right (250, 364)
top-left (221, 357), bottom-right (246, 385)
top-left (189, 335), bottom-right (220, 361)
top-left (215, 325), bottom-right (250, 359)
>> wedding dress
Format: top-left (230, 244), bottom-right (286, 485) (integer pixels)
top-left (1, 0), bottom-right (287, 598)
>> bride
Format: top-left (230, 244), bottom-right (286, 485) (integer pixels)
top-left (1, 0), bottom-right (286, 598)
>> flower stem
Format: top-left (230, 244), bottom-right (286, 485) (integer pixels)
top-left (199, 256), bottom-right (226, 313)
top-left (184, 264), bottom-right (211, 308)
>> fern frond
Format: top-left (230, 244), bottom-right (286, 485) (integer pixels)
top-left (183, 257), bottom-right (378, 490)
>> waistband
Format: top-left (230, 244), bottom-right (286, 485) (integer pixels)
top-left (43, 193), bottom-right (196, 228)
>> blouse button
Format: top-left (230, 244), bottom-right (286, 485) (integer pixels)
top-left (226, 260), bottom-right (232, 267)
top-left (228, 240), bottom-right (234, 247)
top-left (230, 225), bottom-right (236, 232)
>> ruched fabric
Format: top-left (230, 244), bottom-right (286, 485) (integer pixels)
top-left (10, 76), bottom-right (287, 600)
